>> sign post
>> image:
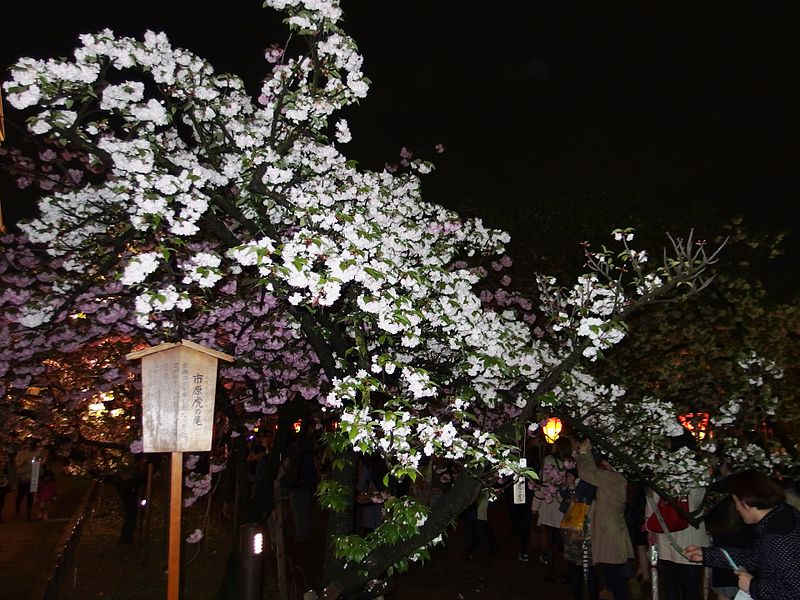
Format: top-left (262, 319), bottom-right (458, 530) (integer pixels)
top-left (127, 339), bottom-right (234, 600)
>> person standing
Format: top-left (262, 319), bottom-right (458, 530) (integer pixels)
top-left (356, 453), bottom-right (388, 534)
top-left (36, 468), bottom-right (57, 520)
top-left (460, 487), bottom-right (498, 561)
top-left (625, 483), bottom-right (650, 586)
top-left (428, 456), bottom-right (453, 507)
top-left (248, 444), bottom-right (268, 499)
top-left (15, 438), bottom-right (47, 520)
top-left (114, 450), bottom-right (144, 543)
top-left (575, 438), bottom-right (633, 600)
top-left (0, 450), bottom-right (10, 521)
top-left (685, 469), bottom-right (800, 600)
top-left (705, 492), bottom-right (755, 599)
top-left (507, 436), bottom-right (539, 562)
top-left (531, 437), bottom-right (575, 582)
top-left (648, 486), bottom-right (710, 600)
top-left (287, 438), bottom-right (317, 542)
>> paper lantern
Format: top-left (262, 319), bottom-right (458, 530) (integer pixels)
top-left (678, 412), bottom-right (710, 441)
top-left (543, 417), bottom-right (563, 443)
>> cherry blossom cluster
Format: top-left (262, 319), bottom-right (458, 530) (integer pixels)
top-left (1, 0), bottom-right (737, 577)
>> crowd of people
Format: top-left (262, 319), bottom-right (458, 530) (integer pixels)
top-left (0, 438), bottom-right (55, 522)
top-left (241, 423), bottom-right (800, 600)
top-left (517, 432), bottom-right (800, 600)
top-left (4, 426), bottom-right (799, 600)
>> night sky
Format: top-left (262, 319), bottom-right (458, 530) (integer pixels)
top-left (2, 1), bottom-right (798, 296)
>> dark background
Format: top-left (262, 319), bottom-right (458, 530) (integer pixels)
top-left (2, 1), bottom-right (798, 297)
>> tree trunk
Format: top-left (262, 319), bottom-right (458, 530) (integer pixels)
top-left (321, 448), bottom-right (358, 584)
top-left (323, 469), bottom-right (483, 597)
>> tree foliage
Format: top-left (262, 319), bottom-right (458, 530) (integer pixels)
top-left (1, 1), bottom-right (787, 595)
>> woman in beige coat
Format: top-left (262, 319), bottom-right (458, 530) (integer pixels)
top-left (576, 439), bottom-right (633, 600)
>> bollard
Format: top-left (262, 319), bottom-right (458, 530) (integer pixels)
top-left (649, 543), bottom-right (659, 600)
top-left (239, 523), bottom-right (265, 600)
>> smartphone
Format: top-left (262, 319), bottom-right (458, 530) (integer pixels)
top-left (720, 548), bottom-right (741, 571)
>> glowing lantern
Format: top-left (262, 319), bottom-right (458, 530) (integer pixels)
top-left (293, 420), bottom-right (302, 433)
top-left (678, 412), bottom-right (710, 441)
top-left (542, 417), bottom-right (563, 443)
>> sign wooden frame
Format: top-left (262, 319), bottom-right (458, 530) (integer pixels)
top-left (127, 339), bottom-right (233, 600)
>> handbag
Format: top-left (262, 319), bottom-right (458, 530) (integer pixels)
top-left (560, 499), bottom-right (590, 538)
top-left (559, 477), bottom-right (596, 513)
top-left (645, 497), bottom-right (689, 533)
top-left (559, 477), bottom-right (597, 540)
top-left (558, 486), bottom-right (574, 514)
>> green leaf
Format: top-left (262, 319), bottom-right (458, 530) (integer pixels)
top-left (363, 267), bottom-right (384, 280)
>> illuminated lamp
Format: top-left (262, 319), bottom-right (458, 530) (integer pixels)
top-left (542, 417), bottom-right (563, 444)
top-left (678, 412), bottom-right (710, 441)
top-left (293, 420), bottom-right (302, 433)
top-left (238, 523), bottom-right (265, 599)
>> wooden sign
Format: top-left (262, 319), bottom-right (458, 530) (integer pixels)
top-left (127, 340), bottom-right (234, 453)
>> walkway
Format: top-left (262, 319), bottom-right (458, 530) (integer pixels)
top-left (2, 467), bottom-right (627, 600)
top-left (0, 467), bottom-right (94, 600)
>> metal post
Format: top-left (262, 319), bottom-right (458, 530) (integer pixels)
top-left (238, 523), bottom-right (265, 600)
top-left (649, 543), bottom-right (659, 600)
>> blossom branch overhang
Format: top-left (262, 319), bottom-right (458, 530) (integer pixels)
top-left (509, 263), bottom-right (721, 431)
top-left (558, 412), bottom-right (703, 527)
top-left (198, 211), bottom-right (242, 247)
top-left (499, 340), bottom-right (592, 432)
top-left (25, 226), bottom-right (138, 332)
top-left (49, 122), bottom-right (115, 172)
top-left (286, 304), bottom-right (347, 380)
top-left (766, 419), bottom-right (800, 463)
top-left (265, 61), bottom-right (307, 145)
top-left (202, 184), bottom-right (287, 249)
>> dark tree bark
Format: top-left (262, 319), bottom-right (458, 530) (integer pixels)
top-left (322, 469), bottom-right (483, 597)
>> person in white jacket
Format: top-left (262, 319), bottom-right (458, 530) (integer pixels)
top-left (647, 486), bottom-right (710, 600)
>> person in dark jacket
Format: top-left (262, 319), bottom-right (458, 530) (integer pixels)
top-left (686, 469), bottom-right (800, 600)
top-left (704, 463), bottom-right (757, 600)
top-left (287, 438), bottom-right (317, 542)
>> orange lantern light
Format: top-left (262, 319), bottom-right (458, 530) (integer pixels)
top-left (678, 412), bottom-right (710, 441)
top-left (543, 417), bottom-right (563, 444)
top-left (293, 420), bottom-right (302, 433)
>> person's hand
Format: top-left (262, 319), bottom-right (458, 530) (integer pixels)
top-left (684, 545), bottom-right (703, 562)
top-left (735, 571), bottom-right (752, 593)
